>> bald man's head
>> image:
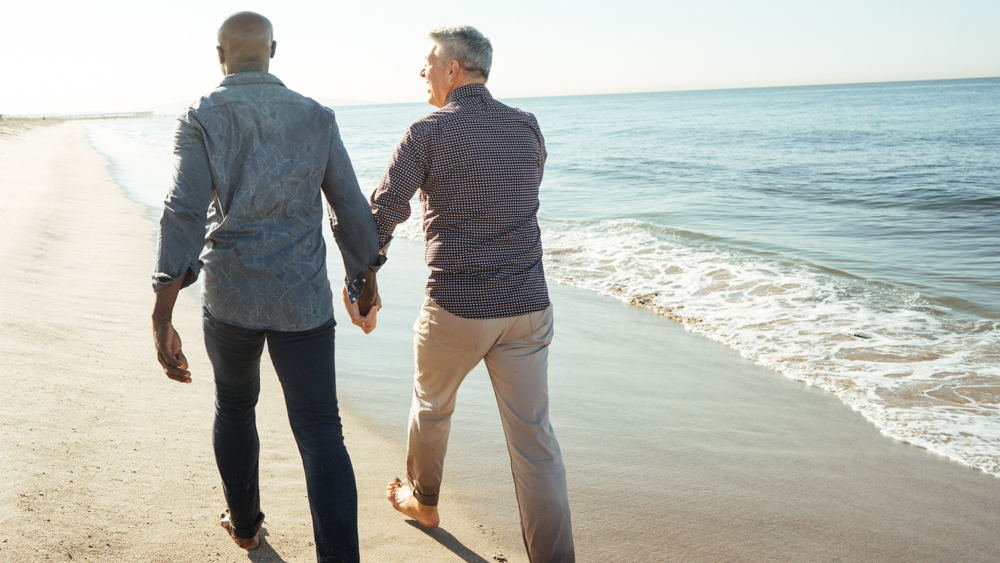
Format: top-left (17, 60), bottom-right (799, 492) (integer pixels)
top-left (216, 12), bottom-right (276, 76)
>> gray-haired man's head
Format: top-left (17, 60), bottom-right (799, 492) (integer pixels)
top-left (428, 26), bottom-right (493, 80)
top-left (420, 26), bottom-right (493, 108)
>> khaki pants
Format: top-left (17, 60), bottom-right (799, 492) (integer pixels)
top-left (407, 298), bottom-right (575, 563)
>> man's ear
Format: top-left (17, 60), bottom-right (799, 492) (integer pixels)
top-left (270, 40), bottom-right (277, 59)
top-left (217, 45), bottom-right (225, 65)
top-left (447, 59), bottom-right (460, 78)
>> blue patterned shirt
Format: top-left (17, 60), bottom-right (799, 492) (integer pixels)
top-left (153, 72), bottom-right (383, 331)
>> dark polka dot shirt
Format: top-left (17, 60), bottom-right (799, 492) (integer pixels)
top-left (370, 84), bottom-right (550, 319)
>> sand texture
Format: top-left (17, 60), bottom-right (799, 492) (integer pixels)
top-left (2, 121), bottom-right (1000, 562)
top-left (0, 122), bottom-right (517, 563)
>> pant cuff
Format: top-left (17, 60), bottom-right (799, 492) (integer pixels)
top-left (232, 511), bottom-right (265, 539)
top-left (410, 480), bottom-right (439, 507)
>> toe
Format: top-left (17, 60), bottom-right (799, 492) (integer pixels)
top-left (386, 479), bottom-right (400, 501)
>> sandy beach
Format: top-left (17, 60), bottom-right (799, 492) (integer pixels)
top-left (3, 120), bottom-right (1000, 562)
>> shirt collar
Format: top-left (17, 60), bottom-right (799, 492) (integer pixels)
top-left (445, 84), bottom-right (490, 104)
top-left (219, 71), bottom-right (286, 88)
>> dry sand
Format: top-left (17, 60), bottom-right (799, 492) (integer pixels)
top-left (2, 120), bottom-right (1000, 563)
top-left (0, 122), bottom-right (516, 563)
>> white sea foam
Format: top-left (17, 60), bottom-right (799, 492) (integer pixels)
top-left (537, 218), bottom-right (1000, 476)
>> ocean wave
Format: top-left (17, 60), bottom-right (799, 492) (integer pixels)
top-left (535, 218), bottom-right (1000, 477)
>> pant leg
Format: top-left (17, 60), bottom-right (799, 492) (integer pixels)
top-left (484, 306), bottom-right (575, 563)
top-left (202, 308), bottom-right (266, 536)
top-left (266, 318), bottom-right (359, 563)
top-left (407, 298), bottom-right (493, 506)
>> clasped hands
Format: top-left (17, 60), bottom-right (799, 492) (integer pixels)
top-left (342, 268), bottom-right (381, 335)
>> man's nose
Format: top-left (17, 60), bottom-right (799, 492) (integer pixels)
top-left (419, 67), bottom-right (426, 78)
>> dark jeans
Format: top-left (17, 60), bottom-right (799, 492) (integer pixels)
top-left (202, 308), bottom-right (359, 563)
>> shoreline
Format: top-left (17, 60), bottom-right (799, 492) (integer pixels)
top-left (3, 121), bottom-right (1000, 562)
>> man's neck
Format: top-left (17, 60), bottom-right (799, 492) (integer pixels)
top-left (444, 79), bottom-right (487, 100)
top-left (227, 62), bottom-right (269, 75)
top-left (458, 78), bottom-right (487, 90)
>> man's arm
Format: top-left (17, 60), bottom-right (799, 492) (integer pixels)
top-left (320, 111), bottom-right (385, 327)
top-left (369, 121), bottom-right (430, 251)
top-left (538, 126), bottom-right (547, 184)
top-left (338, 118), bottom-right (430, 333)
top-left (153, 276), bottom-right (190, 383)
top-left (151, 115), bottom-right (213, 382)
top-left (528, 113), bottom-right (547, 184)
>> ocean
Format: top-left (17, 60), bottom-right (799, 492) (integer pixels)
top-left (87, 77), bottom-right (1000, 478)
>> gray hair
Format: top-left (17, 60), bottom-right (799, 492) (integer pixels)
top-left (428, 26), bottom-right (493, 80)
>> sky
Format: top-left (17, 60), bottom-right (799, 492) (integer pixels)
top-left (3, 0), bottom-right (999, 115)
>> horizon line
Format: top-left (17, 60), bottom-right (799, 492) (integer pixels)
top-left (5, 75), bottom-right (997, 118)
top-left (329, 75), bottom-right (1000, 110)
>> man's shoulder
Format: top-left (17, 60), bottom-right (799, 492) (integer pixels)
top-left (409, 98), bottom-right (511, 130)
top-left (400, 92), bottom-right (542, 140)
top-left (403, 110), bottom-right (446, 140)
top-left (412, 106), bottom-right (454, 127)
top-left (181, 83), bottom-right (333, 124)
top-left (491, 98), bottom-right (540, 127)
top-left (457, 94), bottom-right (541, 128)
top-left (274, 86), bottom-right (332, 112)
top-left (280, 89), bottom-right (337, 122)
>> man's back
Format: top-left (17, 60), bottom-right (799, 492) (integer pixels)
top-left (156, 71), bottom-right (375, 331)
top-left (372, 84), bottom-right (549, 319)
top-left (151, 13), bottom-right (383, 561)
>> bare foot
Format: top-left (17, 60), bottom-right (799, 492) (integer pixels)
top-left (387, 477), bottom-right (440, 528)
top-left (220, 511), bottom-right (261, 551)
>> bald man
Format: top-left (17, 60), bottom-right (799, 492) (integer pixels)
top-left (151, 11), bottom-right (382, 562)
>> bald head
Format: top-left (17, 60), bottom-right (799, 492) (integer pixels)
top-left (216, 12), bottom-right (276, 76)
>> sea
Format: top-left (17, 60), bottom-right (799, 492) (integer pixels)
top-left (87, 77), bottom-right (1000, 478)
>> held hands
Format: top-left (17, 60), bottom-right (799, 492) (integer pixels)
top-left (343, 268), bottom-right (381, 334)
top-left (342, 286), bottom-right (381, 335)
top-left (153, 318), bottom-right (191, 383)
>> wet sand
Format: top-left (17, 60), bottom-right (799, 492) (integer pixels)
top-left (333, 238), bottom-right (1000, 563)
top-left (2, 121), bottom-right (1000, 562)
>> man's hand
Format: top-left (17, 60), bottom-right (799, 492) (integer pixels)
top-left (342, 286), bottom-right (381, 335)
top-left (153, 318), bottom-right (191, 383)
top-left (152, 274), bottom-right (190, 383)
top-left (357, 268), bottom-right (379, 316)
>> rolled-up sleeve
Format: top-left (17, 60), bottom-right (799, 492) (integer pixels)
top-left (152, 114), bottom-right (212, 291)
top-left (369, 121), bottom-right (430, 250)
top-left (321, 111), bottom-right (386, 303)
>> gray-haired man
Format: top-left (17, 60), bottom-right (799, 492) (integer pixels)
top-left (372, 26), bottom-right (575, 563)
